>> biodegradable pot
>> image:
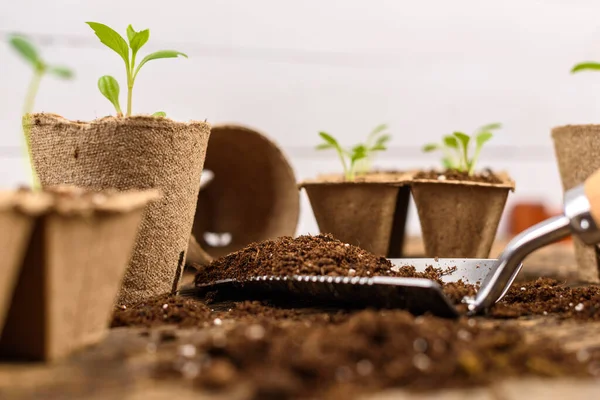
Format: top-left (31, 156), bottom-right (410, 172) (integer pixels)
top-left (0, 187), bottom-right (159, 361)
top-left (27, 113), bottom-right (211, 305)
top-left (552, 125), bottom-right (600, 282)
top-left (188, 124), bottom-right (299, 263)
top-left (299, 173), bottom-right (413, 257)
top-left (0, 191), bottom-right (50, 336)
top-left (411, 174), bottom-right (515, 258)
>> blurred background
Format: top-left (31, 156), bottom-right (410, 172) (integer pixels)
top-left (2, 0), bottom-right (600, 238)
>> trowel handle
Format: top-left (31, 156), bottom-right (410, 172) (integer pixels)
top-left (565, 169), bottom-right (600, 245)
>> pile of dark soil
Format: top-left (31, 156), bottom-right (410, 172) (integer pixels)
top-left (414, 169), bottom-right (503, 184)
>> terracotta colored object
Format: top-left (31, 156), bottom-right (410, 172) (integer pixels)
top-left (0, 186), bottom-right (159, 361)
top-left (508, 202), bottom-right (548, 236)
top-left (0, 191), bottom-right (50, 337)
top-left (552, 125), bottom-right (600, 282)
top-left (411, 173), bottom-right (515, 258)
top-left (299, 172), bottom-right (414, 257)
top-left (189, 124), bottom-right (299, 263)
top-left (27, 113), bottom-right (211, 305)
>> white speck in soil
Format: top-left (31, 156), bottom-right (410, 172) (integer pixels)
top-left (348, 268), bottom-right (356, 275)
top-left (390, 265), bottom-right (400, 273)
top-left (457, 330), bottom-right (472, 341)
top-left (543, 311), bottom-right (548, 316)
top-left (575, 303), bottom-right (585, 312)
top-left (213, 318), bottom-right (223, 326)
top-left (344, 243), bottom-right (350, 247)
top-left (438, 175), bottom-right (446, 181)
top-left (178, 344), bottom-right (197, 358)
top-left (366, 271), bottom-right (371, 275)
top-left (180, 361), bottom-right (200, 379)
top-left (520, 287), bottom-right (526, 291)
top-left (118, 305), bottom-right (127, 310)
top-left (335, 365), bottom-right (353, 382)
top-left (577, 349), bottom-right (591, 362)
top-left (245, 324), bottom-right (266, 340)
top-left (569, 302), bottom-right (574, 307)
top-left (162, 304), bottom-right (169, 310)
top-left (356, 359), bottom-right (374, 376)
top-left (413, 353), bottom-right (431, 371)
top-left (413, 338), bottom-right (428, 352)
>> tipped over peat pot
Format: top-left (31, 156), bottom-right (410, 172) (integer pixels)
top-left (552, 125), bottom-right (600, 282)
top-left (411, 171), bottom-right (515, 258)
top-left (0, 187), bottom-right (158, 361)
top-left (299, 173), bottom-right (413, 257)
top-left (27, 113), bottom-right (211, 305)
top-left (188, 124), bottom-right (300, 264)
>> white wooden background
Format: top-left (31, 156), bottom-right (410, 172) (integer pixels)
top-left (2, 0), bottom-right (600, 237)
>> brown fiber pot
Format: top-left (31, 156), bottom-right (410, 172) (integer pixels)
top-left (411, 173), bottom-right (515, 258)
top-left (0, 187), bottom-right (158, 361)
top-left (0, 191), bottom-right (50, 337)
top-left (188, 124), bottom-right (299, 264)
top-left (27, 113), bottom-right (211, 305)
top-left (552, 125), bottom-right (600, 282)
top-left (299, 172), bottom-right (413, 257)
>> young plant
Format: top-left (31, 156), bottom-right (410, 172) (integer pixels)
top-left (8, 34), bottom-right (74, 189)
top-left (422, 123), bottom-right (501, 176)
top-left (86, 22), bottom-right (187, 117)
top-left (316, 124), bottom-right (391, 181)
top-left (571, 60), bottom-right (600, 74)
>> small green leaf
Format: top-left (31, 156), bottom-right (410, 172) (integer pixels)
top-left (453, 132), bottom-right (470, 148)
top-left (370, 123), bottom-right (388, 136)
top-left (443, 135), bottom-right (459, 148)
top-left (126, 25), bottom-right (137, 43)
top-left (86, 22), bottom-right (130, 65)
top-left (48, 65), bottom-right (74, 79)
top-left (9, 35), bottom-right (40, 67)
top-left (375, 134), bottom-right (391, 146)
top-left (351, 145), bottom-right (368, 163)
top-left (475, 132), bottom-right (493, 148)
top-left (422, 143), bottom-right (439, 152)
top-left (371, 144), bottom-right (387, 151)
top-left (316, 143), bottom-right (334, 150)
top-left (442, 158), bottom-right (455, 169)
top-left (318, 132), bottom-right (339, 147)
top-left (98, 75), bottom-right (122, 115)
top-left (478, 122), bottom-right (502, 132)
top-left (152, 111), bottom-right (166, 117)
top-left (571, 62), bottom-right (600, 73)
top-left (134, 50), bottom-right (187, 77)
top-left (129, 28), bottom-right (150, 54)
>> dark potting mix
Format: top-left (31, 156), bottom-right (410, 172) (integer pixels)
top-left (113, 234), bottom-right (600, 399)
top-left (413, 168), bottom-right (504, 184)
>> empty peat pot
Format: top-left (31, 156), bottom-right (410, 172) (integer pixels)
top-left (0, 186), bottom-right (159, 361)
top-left (552, 124), bottom-right (600, 282)
top-left (27, 113), bottom-right (211, 305)
top-left (188, 124), bottom-right (300, 263)
top-left (411, 172), bottom-right (515, 258)
top-left (299, 172), bottom-right (413, 257)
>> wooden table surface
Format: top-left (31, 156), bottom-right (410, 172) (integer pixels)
top-left (2, 238), bottom-right (600, 399)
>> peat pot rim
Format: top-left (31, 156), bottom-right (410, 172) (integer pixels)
top-left (410, 171), bottom-right (515, 191)
top-left (0, 190), bottom-right (53, 215)
top-left (552, 123), bottom-right (600, 131)
top-left (24, 112), bottom-right (211, 130)
top-left (298, 171), bottom-right (418, 188)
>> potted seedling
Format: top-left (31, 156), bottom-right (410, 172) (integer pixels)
top-left (26, 22), bottom-right (212, 305)
top-left (8, 34), bottom-right (74, 189)
top-left (550, 61), bottom-right (600, 282)
top-left (299, 124), bottom-right (413, 257)
top-left (414, 123), bottom-right (515, 258)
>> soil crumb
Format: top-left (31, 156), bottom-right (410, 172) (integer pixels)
top-left (414, 168), bottom-right (503, 184)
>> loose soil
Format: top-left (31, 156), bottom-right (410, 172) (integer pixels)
top-left (112, 234), bottom-right (600, 398)
top-left (414, 168), bottom-right (503, 184)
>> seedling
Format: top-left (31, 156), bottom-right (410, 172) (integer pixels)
top-left (8, 34), bottom-right (74, 189)
top-left (422, 123), bottom-right (501, 176)
top-left (86, 22), bottom-right (187, 117)
top-left (316, 124), bottom-right (391, 181)
top-left (571, 61), bottom-right (600, 74)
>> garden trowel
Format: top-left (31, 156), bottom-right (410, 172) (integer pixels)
top-left (183, 169), bottom-right (600, 318)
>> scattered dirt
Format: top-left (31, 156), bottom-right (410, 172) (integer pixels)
top-left (414, 168), bottom-right (503, 184)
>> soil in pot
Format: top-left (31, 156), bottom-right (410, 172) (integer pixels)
top-left (300, 173), bottom-right (412, 257)
top-left (189, 124), bottom-right (300, 265)
top-left (411, 169), bottom-right (515, 259)
top-left (27, 113), bottom-right (211, 305)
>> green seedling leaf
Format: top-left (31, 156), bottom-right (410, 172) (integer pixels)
top-left (453, 132), bottom-right (470, 147)
top-left (371, 144), bottom-right (387, 151)
top-left (478, 122), bottom-right (502, 132)
top-left (375, 134), bottom-right (391, 146)
top-left (9, 35), bottom-right (41, 68)
top-left (443, 135), bottom-right (459, 149)
top-left (134, 50), bottom-right (188, 77)
top-left (318, 132), bottom-right (339, 148)
top-left (126, 25), bottom-right (137, 43)
top-left (48, 66), bottom-right (74, 79)
top-left (442, 157), bottom-right (454, 169)
top-left (98, 75), bottom-right (123, 116)
top-left (571, 62), bottom-right (600, 73)
top-left (128, 26), bottom-right (150, 55)
top-left (475, 131), bottom-right (493, 148)
top-left (86, 22), bottom-right (130, 65)
top-left (152, 111), bottom-right (166, 117)
top-left (422, 143), bottom-right (439, 152)
top-left (316, 143), bottom-right (334, 150)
